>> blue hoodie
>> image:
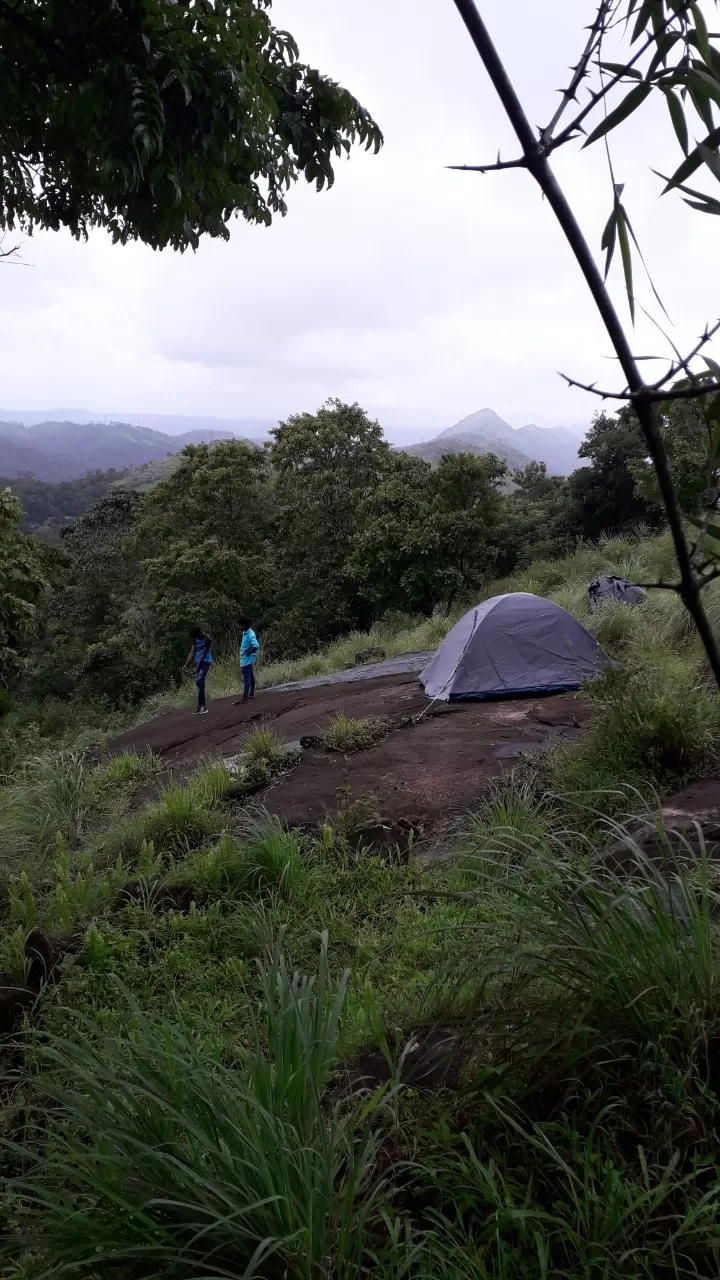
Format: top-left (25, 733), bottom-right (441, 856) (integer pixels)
top-left (240, 627), bottom-right (260, 668)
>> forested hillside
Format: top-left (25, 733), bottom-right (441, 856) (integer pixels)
top-left (4, 393), bottom-right (711, 724)
top-left (0, 419), bottom-right (258, 482)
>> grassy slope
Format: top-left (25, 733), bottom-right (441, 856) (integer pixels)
top-left (4, 530), bottom-right (720, 1275)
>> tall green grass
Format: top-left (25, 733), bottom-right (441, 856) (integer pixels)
top-left (0, 751), bottom-right (89, 869)
top-left (2, 938), bottom-right (400, 1280)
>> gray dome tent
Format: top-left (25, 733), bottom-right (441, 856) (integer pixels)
top-left (588, 574), bottom-right (645, 614)
top-left (420, 592), bottom-right (606, 702)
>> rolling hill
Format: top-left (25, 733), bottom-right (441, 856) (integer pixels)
top-left (0, 419), bottom-right (260, 482)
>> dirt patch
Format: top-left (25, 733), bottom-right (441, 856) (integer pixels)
top-left (661, 778), bottom-right (720, 826)
top-left (107, 673), bottom-right (591, 840)
top-left (342, 1027), bottom-right (464, 1093)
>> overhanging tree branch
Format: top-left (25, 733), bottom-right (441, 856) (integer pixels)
top-left (450, 0), bottom-right (720, 686)
top-left (559, 374), bottom-right (720, 402)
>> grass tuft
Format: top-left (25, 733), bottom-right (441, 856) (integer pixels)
top-left (321, 714), bottom-right (391, 753)
top-left (243, 727), bottom-right (286, 766)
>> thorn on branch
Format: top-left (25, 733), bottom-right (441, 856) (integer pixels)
top-left (446, 157), bottom-right (528, 174)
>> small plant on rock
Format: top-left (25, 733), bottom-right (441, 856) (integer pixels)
top-left (321, 715), bottom-right (390, 754)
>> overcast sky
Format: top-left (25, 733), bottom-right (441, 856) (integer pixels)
top-left (1, 0), bottom-right (718, 443)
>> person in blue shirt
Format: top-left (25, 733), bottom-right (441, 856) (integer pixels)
top-left (183, 625), bottom-right (213, 714)
top-left (238, 616), bottom-right (260, 701)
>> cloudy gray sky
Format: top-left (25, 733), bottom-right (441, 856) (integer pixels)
top-left (1, 0), bottom-right (718, 443)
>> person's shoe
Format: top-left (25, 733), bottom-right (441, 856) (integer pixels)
top-left (199, 707), bottom-right (209, 715)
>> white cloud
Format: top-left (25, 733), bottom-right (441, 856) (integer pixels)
top-left (1, 0), bottom-right (718, 438)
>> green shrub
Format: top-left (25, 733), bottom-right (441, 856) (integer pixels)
top-left (591, 659), bottom-right (720, 778)
top-left (99, 750), bottom-right (161, 786)
top-left (321, 714), bottom-right (390, 753)
top-left (243, 727), bottom-right (286, 766)
top-left (235, 809), bottom-right (305, 896)
top-left (0, 751), bottom-right (89, 870)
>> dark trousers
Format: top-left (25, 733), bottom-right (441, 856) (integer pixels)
top-left (242, 664), bottom-right (255, 699)
top-left (196, 661), bottom-right (211, 708)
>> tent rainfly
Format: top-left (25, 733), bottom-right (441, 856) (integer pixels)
top-left (420, 592), bottom-right (606, 702)
top-left (587, 575), bottom-right (646, 614)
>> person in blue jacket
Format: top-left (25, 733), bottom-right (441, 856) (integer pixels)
top-left (238, 616), bottom-right (260, 701)
top-left (183, 625), bottom-right (213, 714)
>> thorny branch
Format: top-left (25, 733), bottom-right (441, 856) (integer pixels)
top-left (559, 375), bottom-right (720, 403)
top-left (541, 0), bottom-right (615, 143)
top-left (450, 0), bottom-right (720, 685)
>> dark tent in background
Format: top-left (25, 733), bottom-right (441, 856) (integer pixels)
top-left (587, 575), bottom-right (645, 614)
top-left (420, 593), bottom-right (606, 702)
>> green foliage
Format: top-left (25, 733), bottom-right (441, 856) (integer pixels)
top-left (351, 450), bottom-right (507, 615)
top-left (0, 486), bottom-right (49, 684)
top-left (321, 713), bottom-right (391, 753)
top-left (233, 809), bottom-right (305, 897)
top-left (243, 726), bottom-right (286, 766)
top-left (0, 751), bottom-right (89, 868)
top-left (633, 390), bottom-right (720, 519)
top-left (567, 408), bottom-right (660, 540)
top-left (0, 0), bottom-right (382, 250)
top-left (0, 468), bottom-right (127, 541)
top-left (270, 399), bottom-right (396, 648)
top-left (2, 940), bottom-right (396, 1279)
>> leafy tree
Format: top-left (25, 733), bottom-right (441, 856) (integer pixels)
top-left (136, 442), bottom-right (275, 671)
top-left (566, 410), bottom-right (658, 541)
top-left (497, 461), bottom-right (572, 572)
top-left (270, 400), bottom-right (396, 650)
top-left (350, 451), bottom-right (506, 615)
top-left (58, 489), bottom-right (142, 635)
top-left (1, 0), bottom-right (382, 249)
top-left (0, 487), bottom-right (49, 690)
top-left (139, 442), bottom-right (271, 549)
top-left (632, 394), bottom-right (719, 520)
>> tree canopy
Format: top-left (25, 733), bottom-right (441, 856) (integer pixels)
top-left (0, 0), bottom-right (383, 249)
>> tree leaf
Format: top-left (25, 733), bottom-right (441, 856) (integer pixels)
top-left (699, 140), bottom-right (720, 184)
top-left (664, 88), bottom-right (689, 155)
top-left (662, 125), bottom-right (720, 191)
top-left (615, 203), bottom-right (635, 324)
top-left (691, 3), bottom-right (714, 69)
top-left (704, 355), bottom-right (720, 380)
top-left (600, 207), bottom-right (617, 280)
top-left (599, 61), bottom-right (643, 80)
top-left (583, 83), bottom-right (652, 147)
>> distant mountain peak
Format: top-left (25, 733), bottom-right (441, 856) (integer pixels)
top-left (405, 407), bottom-right (584, 476)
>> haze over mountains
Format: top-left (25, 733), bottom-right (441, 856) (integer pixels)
top-left (0, 408), bottom-right (585, 483)
top-left (403, 408), bottom-right (584, 475)
top-left (0, 419), bottom-right (262, 482)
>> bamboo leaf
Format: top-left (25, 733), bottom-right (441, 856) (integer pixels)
top-left (600, 207), bottom-right (617, 280)
top-left (691, 3), bottom-right (714, 69)
top-left (631, 0), bottom-right (656, 43)
top-left (664, 88), bottom-right (689, 154)
top-left (615, 203), bottom-right (635, 324)
top-left (583, 83), bottom-right (652, 147)
top-left (599, 61), bottom-right (644, 79)
top-left (699, 141), bottom-right (720, 183)
top-left (662, 125), bottom-right (720, 191)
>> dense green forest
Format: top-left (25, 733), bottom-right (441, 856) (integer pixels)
top-left (2, 393), bottom-right (712, 721)
top-left (0, 469), bottom-right (130, 541)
